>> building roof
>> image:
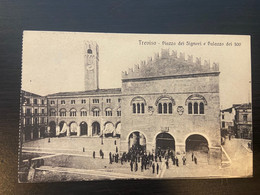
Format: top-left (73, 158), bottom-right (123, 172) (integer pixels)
top-left (221, 107), bottom-right (233, 113)
top-left (47, 88), bottom-right (122, 97)
top-left (21, 90), bottom-right (44, 98)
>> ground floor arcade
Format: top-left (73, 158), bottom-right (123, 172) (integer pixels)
top-left (120, 131), bottom-right (221, 165)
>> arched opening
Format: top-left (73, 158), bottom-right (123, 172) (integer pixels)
top-left (69, 122), bottom-right (78, 136)
top-left (158, 103), bottom-right (162, 114)
top-left (188, 102), bottom-right (192, 114)
top-left (58, 121), bottom-right (67, 137)
top-left (33, 127), bottom-right (38, 139)
top-left (194, 102), bottom-right (198, 114)
top-left (115, 122), bottom-right (121, 138)
top-left (92, 122), bottom-right (100, 136)
top-left (185, 134), bottom-right (209, 163)
top-left (128, 131), bottom-right (146, 154)
top-left (156, 133), bottom-right (175, 154)
top-left (185, 134), bottom-right (209, 153)
top-left (199, 102), bottom-right (204, 114)
top-left (80, 122), bottom-right (88, 136)
top-left (49, 121), bottom-right (56, 137)
top-left (40, 126), bottom-right (45, 138)
top-left (103, 122), bottom-right (114, 137)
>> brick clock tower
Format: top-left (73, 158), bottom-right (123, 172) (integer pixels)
top-left (84, 41), bottom-right (99, 91)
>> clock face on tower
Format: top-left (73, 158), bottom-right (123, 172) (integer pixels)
top-left (86, 54), bottom-right (94, 70)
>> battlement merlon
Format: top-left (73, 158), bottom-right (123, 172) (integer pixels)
top-left (122, 50), bottom-right (220, 80)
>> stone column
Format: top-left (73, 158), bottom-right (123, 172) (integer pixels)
top-left (38, 128), bottom-right (41, 138)
top-left (77, 125), bottom-right (81, 136)
top-left (30, 128), bottom-right (33, 140)
top-left (88, 123), bottom-right (92, 137)
top-left (56, 125), bottom-right (59, 137)
top-left (67, 126), bottom-right (70, 136)
top-left (146, 142), bottom-right (154, 154)
top-left (175, 143), bottom-right (185, 155)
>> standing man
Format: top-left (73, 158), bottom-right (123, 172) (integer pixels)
top-left (130, 161), bottom-right (133, 172)
top-left (152, 162), bottom-right (155, 174)
top-left (192, 152), bottom-right (194, 161)
top-left (166, 160), bottom-right (169, 169)
top-left (135, 161), bottom-right (138, 172)
top-left (194, 156), bottom-right (197, 164)
top-left (156, 163), bottom-right (159, 175)
top-left (182, 156), bottom-right (186, 165)
top-left (175, 156), bottom-right (179, 167)
top-left (93, 151), bottom-right (95, 159)
top-left (109, 152), bottom-right (112, 164)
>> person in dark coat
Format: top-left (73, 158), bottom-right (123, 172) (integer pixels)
top-left (152, 163), bottom-right (155, 174)
top-left (192, 152), bottom-right (194, 161)
top-left (109, 152), bottom-right (112, 164)
top-left (93, 151), bottom-right (95, 159)
top-left (116, 146), bottom-right (118, 153)
top-left (130, 161), bottom-right (133, 171)
top-left (194, 156), bottom-right (197, 164)
top-left (175, 156), bottom-right (179, 167)
top-left (182, 156), bottom-right (186, 165)
top-left (135, 161), bottom-right (138, 172)
top-left (166, 160), bottom-right (169, 169)
top-left (172, 155), bottom-right (175, 165)
top-left (156, 163), bottom-right (159, 174)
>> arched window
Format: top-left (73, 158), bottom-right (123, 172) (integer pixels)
top-left (131, 96), bottom-right (146, 114)
top-left (133, 104), bottom-right (136, 113)
top-left (194, 103), bottom-right (198, 114)
top-left (80, 108), bottom-right (87, 116)
top-left (105, 108), bottom-right (112, 116)
top-left (70, 108), bottom-right (77, 117)
top-left (156, 96), bottom-right (175, 115)
top-left (188, 102), bottom-right (192, 114)
top-left (199, 102), bottom-right (204, 114)
top-left (117, 108), bottom-right (121, 116)
top-left (141, 103), bottom-right (145, 113)
top-left (60, 109), bottom-right (66, 117)
top-left (169, 103), bottom-right (173, 114)
top-left (158, 103), bottom-right (162, 114)
top-left (186, 94), bottom-right (207, 115)
top-left (50, 109), bottom-right (56, 116)
top-left (163, 103), bottom-right (167, 114)
top-left (137, 103), bottom-right (140, 113)
top-left (93, 108), bottom-right (100, 116)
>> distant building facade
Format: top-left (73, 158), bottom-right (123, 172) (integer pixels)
top-left (234, 103), bottom-right (252, 139)
top-left (21, 42), bottom-right (222, 164)
top-left (220, 107), bottom-right (236, 136)
top-left (20, 90), bottom-right (48, 142)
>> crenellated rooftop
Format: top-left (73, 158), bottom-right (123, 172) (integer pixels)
top-left (122, 49), bottom-right (219, 80)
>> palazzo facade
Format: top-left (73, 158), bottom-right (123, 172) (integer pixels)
top-left (21, 41), bottom-right (222, 164)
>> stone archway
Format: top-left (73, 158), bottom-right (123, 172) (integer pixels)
top-left (49, 121), bottom-right (56, 137)
top-left (128, 131), bottom-right (146, 153)
top-left (92, 122), bottom-right (100, 136)
top-left (69, 122), bottom-right (78, 136)
top-left (185, 134), bottom-right (209, 153)
top-left (156, 133), bottom-right (175, 154)
top-left (80, 121), bottom-right (88, 136)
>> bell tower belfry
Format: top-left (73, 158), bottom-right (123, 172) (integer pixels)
top-left (84, 41), bottom-right (99, 91)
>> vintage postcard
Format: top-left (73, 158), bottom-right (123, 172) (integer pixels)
top-left (19, 31), bottom-right (252, 182)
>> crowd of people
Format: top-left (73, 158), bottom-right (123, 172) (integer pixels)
top-left (93, 145), bottom-right (199, 176)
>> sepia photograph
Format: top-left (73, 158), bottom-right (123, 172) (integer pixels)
top-left (18, 31), bottom-right (252, 182)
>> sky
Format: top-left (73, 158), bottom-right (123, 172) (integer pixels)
top-left (22, 31), bottom-right (251, 109)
